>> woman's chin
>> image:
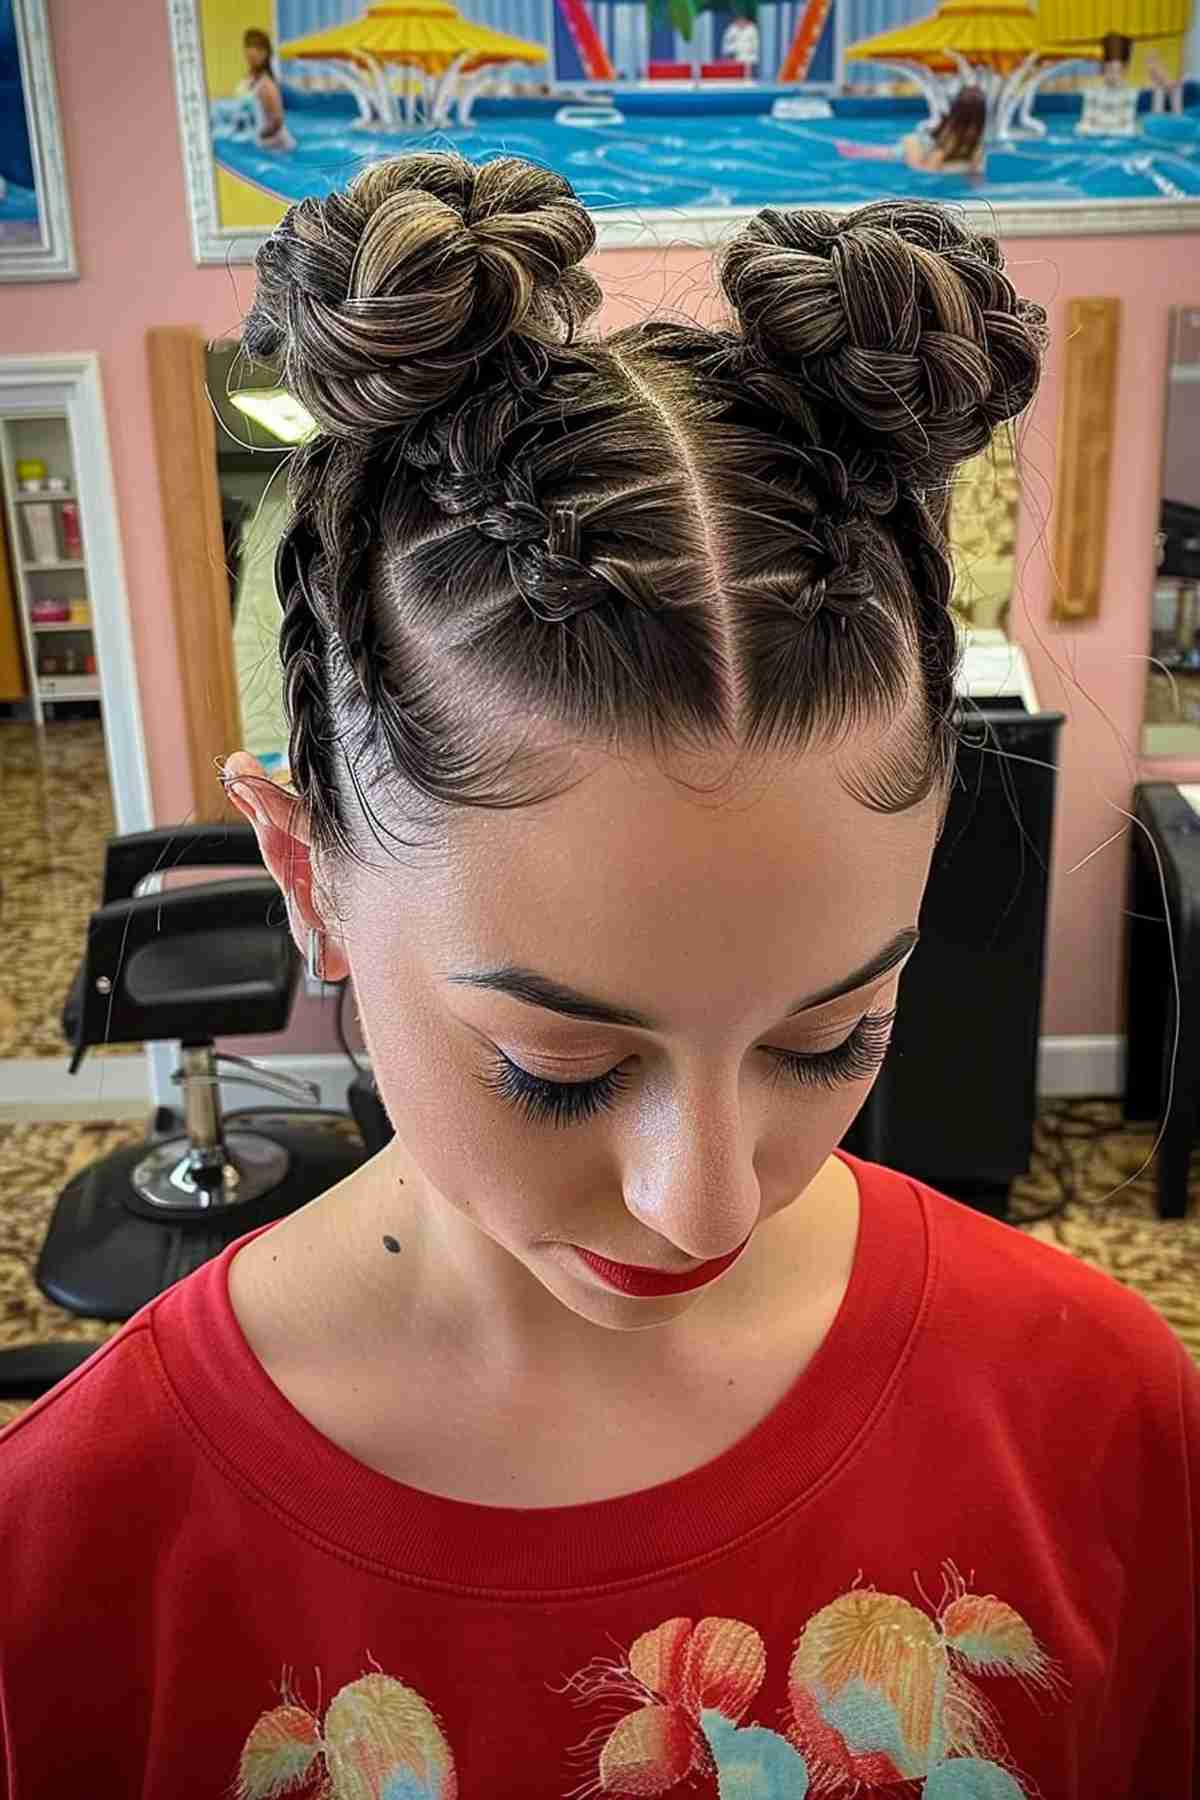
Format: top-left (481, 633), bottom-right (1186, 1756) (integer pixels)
top-left (534, 1252), bottom-right (705, 1332)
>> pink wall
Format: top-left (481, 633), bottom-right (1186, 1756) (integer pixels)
top-left (1002, 246), bottom-right (1196, 1047)
top-left (3, 0), bottom-right (1198, 1061)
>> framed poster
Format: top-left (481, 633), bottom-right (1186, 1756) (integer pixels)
top-left (169, 0), bottom-right (1199, 259)
top-left (0, 0), bottom-right (76, 280)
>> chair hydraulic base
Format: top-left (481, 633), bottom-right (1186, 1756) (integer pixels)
top-left (36, 1110), bottom-right (365, 1322)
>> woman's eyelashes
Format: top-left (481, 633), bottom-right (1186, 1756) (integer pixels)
top-left (476, 1009), bottom-right (898, 1129)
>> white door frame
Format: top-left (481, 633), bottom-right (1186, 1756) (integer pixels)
top-left (0, 352), bottom-right (158, 1118)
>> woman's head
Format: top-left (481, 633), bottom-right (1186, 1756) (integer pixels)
top-left (1101, 31), bottom-right (1133, 82)
top-left (243, 27), bottom-right (272, 75)
top-left (932, 87), bottom-right (987, 161)
top-left (240, 155), bottom-right (1044, 864)
top-left (227, 153), bottom-right (1045, 1329)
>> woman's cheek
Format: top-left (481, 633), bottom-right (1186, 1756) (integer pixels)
top-left (752, 1080), bottom-right (866, 1206)
top-left (352, 995), bottom-right (573, 1230)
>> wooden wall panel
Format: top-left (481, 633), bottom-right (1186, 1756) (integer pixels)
top-left (1052, 298), bottom-right (1122, 623)
top-left (146, 326), bottom-right (242, 821)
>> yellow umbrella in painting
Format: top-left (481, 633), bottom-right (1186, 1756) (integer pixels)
top-left (1036, 0), bottom-right (1189, 45)
top-left (282, 0), bottom-right (548, 80)
top-left (846, 0), bottom-right (1189, 73)
top-left (844, 0), bottom-right (1045, 75)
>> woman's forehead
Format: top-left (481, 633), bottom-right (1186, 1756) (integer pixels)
top-left (351, 746), bottom-right (938, 1018)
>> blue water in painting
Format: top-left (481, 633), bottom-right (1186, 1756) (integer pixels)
top-left (211, 97), bottom-right (1200, 216)
top-left (0, 180), bottom-right (38, 225)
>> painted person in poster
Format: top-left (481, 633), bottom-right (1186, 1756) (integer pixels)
top-left (835, 85), bottom-right (987, 174)
top-left (239, 26), bottom-right (296, 152)
top-left (1076, 31), bottom-right (1140, 133)
top-left (721, 9), bottom-right (761, 73)
top-left (900, 85), bottom-right (988, 170)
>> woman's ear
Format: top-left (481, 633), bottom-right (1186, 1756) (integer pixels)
top-left (218, 752), bottom-right (350, 982)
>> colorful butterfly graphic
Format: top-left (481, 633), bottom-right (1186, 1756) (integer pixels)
top-left (232, 1563), bottom-right (1064, 1799)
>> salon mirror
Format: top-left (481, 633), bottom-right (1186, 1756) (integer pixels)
top-left (1143, 306), bottom-right (1200, 757)
top-left (208, 338), bottom-right (296, 777)
top-left (946, 430), bottom-right (1020, 633)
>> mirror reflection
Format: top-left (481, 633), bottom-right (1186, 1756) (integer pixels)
top-left (1143, 306), bottom-right (1200, 756)
top-left (947, 429), bottom-right (1020, 636)
top-left (209, 340), bottom-right (296, 777)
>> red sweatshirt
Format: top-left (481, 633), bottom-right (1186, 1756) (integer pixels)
top-left (1, 1150), bottom-right (1196, 1799)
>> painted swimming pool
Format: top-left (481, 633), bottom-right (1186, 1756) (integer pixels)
top-left (211, 99), bottom-right (1200, 217)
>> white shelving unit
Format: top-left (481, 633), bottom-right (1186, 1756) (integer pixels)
top-left (0, 414), bottom-right (99, 721)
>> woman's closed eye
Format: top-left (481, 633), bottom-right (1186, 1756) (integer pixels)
top-left (476, 1008), bottom-right (898, 1128)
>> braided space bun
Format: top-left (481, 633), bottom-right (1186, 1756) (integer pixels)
top-left (242, 153), bottom-right (602, 440)
top-left (717, 202), bottom-right (1048, 493)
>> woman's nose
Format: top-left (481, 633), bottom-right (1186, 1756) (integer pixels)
top-left (622, 1090), bottom-right (761, 1263)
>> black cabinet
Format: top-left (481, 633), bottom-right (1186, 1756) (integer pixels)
top-left (841, 707), bottom-right (1065, 1218)
top-left (1122, 782), bottom-right (1200, 1219)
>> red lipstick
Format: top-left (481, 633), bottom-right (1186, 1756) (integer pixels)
top-left (571, 1238), bottom-right (750, 1297)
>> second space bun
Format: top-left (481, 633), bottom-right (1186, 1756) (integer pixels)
top-left (717, 201), bottom-right (1047, 490)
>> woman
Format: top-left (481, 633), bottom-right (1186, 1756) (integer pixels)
top-left (720, 8), bottom-right (760, 74)
top-left (836, 85), bottom-right (987, 175)
top-left (1, 155), bottom-right (1195, 1794)
top-left (902, 84), bottom-right (987, 172)
top-left (1077, 31), bottom-right (1140, 135)
top-left (240, 26), bottom-right (295, 153)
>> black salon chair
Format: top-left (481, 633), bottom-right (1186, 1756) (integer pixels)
top-left (0, 822), bottom-right (382, 1403)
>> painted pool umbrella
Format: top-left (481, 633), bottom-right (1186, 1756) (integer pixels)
top-left (281, 0), bottom-right (549, 77)
top-left (844, 0), bottom-right (1046, 75)
top-left (1036, 0), bottom-right (1189, 43)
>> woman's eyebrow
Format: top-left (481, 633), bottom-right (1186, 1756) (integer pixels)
top-left (446, 928), bottom-right (920, 1030)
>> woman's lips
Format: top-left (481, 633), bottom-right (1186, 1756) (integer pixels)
top-left (570, 1238), bottom-right (751, 1297)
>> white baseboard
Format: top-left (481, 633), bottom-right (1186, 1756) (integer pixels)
top-left (1037, 1035), bottom-right (1124, 1099)
top-left (0, 1055), bottom-right (152, 1123)
top-left (2, 1041), bottom-right (1124, 1125)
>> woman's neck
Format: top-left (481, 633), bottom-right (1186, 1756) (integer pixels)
top-left (319, 1139), bottom-right (860, 1385)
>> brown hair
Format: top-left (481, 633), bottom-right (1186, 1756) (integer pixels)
top-left (932, 87), bottom-right (987, 163)
top-left (240, 153), bottom-right (1046, 895)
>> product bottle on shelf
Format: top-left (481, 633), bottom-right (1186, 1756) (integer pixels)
top-left (59, 502), bottom-right (82, 560)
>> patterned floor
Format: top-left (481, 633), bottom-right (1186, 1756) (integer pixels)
top-left (0, 720), bottom-right (1196, 1432)
top-left (0, 717), bottom-right (138, 1061)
